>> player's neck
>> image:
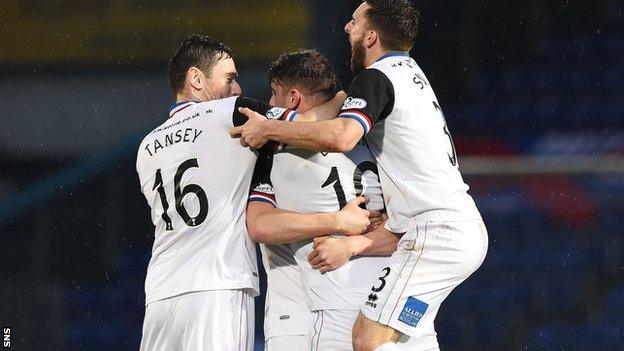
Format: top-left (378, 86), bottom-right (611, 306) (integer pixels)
top-left (175, 93), bottom-right (192, 104)
top-left (366, 46), bottom-right (398, 67)
top-left (366, 45), bottom-right (386, 67)
top-left (294, 97), bottom-right (315, 114)
top-left (296, 93), bottom-right (332, 114)
top-left (175, 90), bottom-right (207, 104)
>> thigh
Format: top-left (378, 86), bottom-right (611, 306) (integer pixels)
top-left (360, 220), bottom-right (487, 347)
top-left (352, 312), bottom-right (400, 351)
top-left (265, 334), bottom-right (309, 351)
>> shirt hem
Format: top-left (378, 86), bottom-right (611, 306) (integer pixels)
top-left (263, 329), bottom-right (310, 339)
top-left (146, 281), bottom-right (259, 306)
top-left (308, 304), bottom-right (361, 312)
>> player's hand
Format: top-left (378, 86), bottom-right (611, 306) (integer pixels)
top-left (308, 236), bottom-right (354, 273)
top-left (365, 211), bottom-right (386, 234)
top-left (336, 196), bottom-right (370, 236)
top-left (229, 107), bottom-right (270, 148)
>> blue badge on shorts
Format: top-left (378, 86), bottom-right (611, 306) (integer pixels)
top-left (398, 296), bottom-right (429, 327)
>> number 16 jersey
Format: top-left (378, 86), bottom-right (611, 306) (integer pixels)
top-left (136, 96), bottom-right (290, 305)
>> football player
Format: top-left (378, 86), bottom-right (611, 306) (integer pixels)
top-left (247, 49), bottom-right (400, 350)
top-left (136, 34), bottom-right (370, 351)
top-left (231, 2), bottom-right (489, 350)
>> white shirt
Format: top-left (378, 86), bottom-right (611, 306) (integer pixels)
top-left (137, 96), bottom-right (289, 305)
top-left (249, 143), bottom-right (387, 311)
top-left (338, 52), bottom-right (481, 233)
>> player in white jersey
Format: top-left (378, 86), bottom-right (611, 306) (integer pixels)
top-left (231, 2), bottom-right (489, 350)
top-left (136, 35), bottom-right (371, 351)
top-left (247, 49), bottom-right (401, 351)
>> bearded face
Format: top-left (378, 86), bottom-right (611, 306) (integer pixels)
top-left (350, 37), bottom-right (366, 74)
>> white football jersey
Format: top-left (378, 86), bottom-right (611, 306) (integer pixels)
top-left (338, 52), bottom-right (481, 233)
top-left (137, 96), bottom-right (291, 305)
top-left (249, 143), bottom-right (387, 311)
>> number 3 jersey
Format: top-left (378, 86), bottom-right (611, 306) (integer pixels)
top-left (249, 144), bottom-right (387, 311)
top-left (136, 96), bottom-right (289, 305)
top-left (338, 53), bottom-right (481, 233)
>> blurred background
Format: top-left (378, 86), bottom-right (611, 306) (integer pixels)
top-left (0, 0), bottom-right (623, 350)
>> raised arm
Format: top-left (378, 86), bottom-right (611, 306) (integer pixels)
top-left (232, 107), bottom-right (364, 153)
top-left (268, 117), bottom-right (362, 153)
top-left (230, 69), bottom-right (393, 153)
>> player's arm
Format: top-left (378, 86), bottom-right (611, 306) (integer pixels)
top-left (258, 117), bottom-right (363, 153)
top-left (230, 69), bottom-right (394, 152)
top-left (232, 96), bottom-right (297, 127)
top-left (231, 96), bottom-right (297, 152)
top-left (308, 226), bottom-right (403, 273)
top-left (247, 197), bottom-right (370, 244)
top-left (245, 151), bottom-right (370, 244)
top-left (344, 226), bottom-right (402, 256)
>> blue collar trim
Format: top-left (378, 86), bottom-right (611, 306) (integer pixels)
top-left (168, 100), bottom-right (200, 114)
top-left (375, 52), bottom-right (409, 62)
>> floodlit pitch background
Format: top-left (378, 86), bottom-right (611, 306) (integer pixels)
top-left (0, 1), bottom-right (623, 350)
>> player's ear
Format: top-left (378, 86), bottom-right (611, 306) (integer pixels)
top-left (365, 29), bottom-right (377, 49)
top-left (187, 66), bottom-right (204, 90)
top-left (289, 89), bottom-right (301, 110)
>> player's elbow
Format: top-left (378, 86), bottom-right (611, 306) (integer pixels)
top-left (333, 136), bottom-right (359, 153)
top-left (246, 221), bottom-right (270, 243)
top-left (246, 203), bottom-right (277, 243)
top-left (323, 131), bottom-right (358, 153)
top-left (322, 118), bottom-right (363, 152)
top-left (247, 227), bottom-right (267, 243)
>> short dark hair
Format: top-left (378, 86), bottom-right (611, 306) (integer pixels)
top-left (364, 0), bottom-right (420, 51)
top-left (167, 34), bottom-right (233, 94)
top-left (268, 49), bottom-right (340, 101)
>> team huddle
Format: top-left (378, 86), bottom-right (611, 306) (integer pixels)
top-left (135, 1), bottom-right (488, 351)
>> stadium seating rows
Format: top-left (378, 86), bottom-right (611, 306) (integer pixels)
top-left (449, 27), bottom-right (624, 135)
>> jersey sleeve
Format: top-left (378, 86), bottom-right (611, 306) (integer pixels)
top-left (233, 96), bottom-right (298, 127)
top-left (248, 150), bottom-right (277, 207)
top-left (338, 69), bottom-right (395, 135)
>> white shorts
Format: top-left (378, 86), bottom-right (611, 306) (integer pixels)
top-left (265, 334), bottom-right (309, 350)
top-left (140, 289), bottom-right (254, 351)
top-left (309, 309), bottom-right (359, 351)
top-left (361, 219), bottom-right (488, 350)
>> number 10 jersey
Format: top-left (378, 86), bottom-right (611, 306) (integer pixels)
top-left (250, 143), bottom-right (388, 311)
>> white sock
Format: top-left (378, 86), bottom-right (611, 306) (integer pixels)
top-left (374, 342), bottom-right (401, 351)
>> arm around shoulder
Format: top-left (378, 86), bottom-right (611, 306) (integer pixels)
top-left (264, 117), bottom-right (364, 153)
top-left (323, 118), bottom-right (365, 153)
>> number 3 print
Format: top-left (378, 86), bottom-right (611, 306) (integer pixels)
top-left (372, 267), bottom-right (391, 293)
